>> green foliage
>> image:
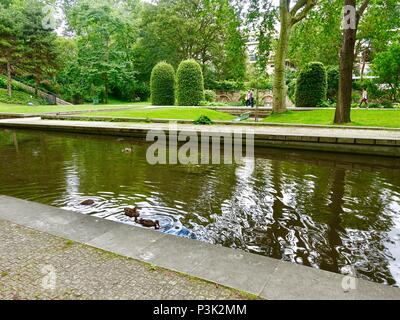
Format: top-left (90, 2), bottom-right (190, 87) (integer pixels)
top-left (372, 42), bottom-right (400, 101)
top-left (21, 1), bottom-right (58, 90)
top-left (176, 59), bottom-right (204, 106)
top-left (204, 90), bottom-right (217, 102)
top-left (352, 91), bottom-right (361, 104)
top-left (64, 0), bottom-right (138, 103)
top-left (194, 115), bottom-right (213, 125)
top-left (150, 62), bottom-right (175, 106)
top-left (382, 100), bottom-right (394, 108)
top-left (0, 77), bottom-right (18, 90)
top-left (295, 62), bottom-right (327, 107)
top-left (0, 88), bottom-right (46, 105)
top-left (136, 0), bottom-right (246, 85)
top-left (246, 76), bottom-right (273, 91)
top-left (287, 79), bottom-right (296, 103)
top-left (0, 0), bottom-right (57, 98)
top-left (353, 79), bottom-right (384, 101)
top-left (326, 66), bottom-right (339, 102)
top-left (288, 0), bottom-right (342, 68)
top-left (246, 0), bottom-right (277, 72)
top-left (132, 82), bottom-right (150, 102)
top-left (199, 101), bottom-right (226, 107)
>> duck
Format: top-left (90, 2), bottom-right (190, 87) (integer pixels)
top-left (124, 207), bottom-right (140, 222)
top-left (80, 199), bottom-right (95, 206)
top-left (138, 218), bottom-right (160, 230)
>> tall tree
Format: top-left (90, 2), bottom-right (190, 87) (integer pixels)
top-left (273, 0), bottom-right (318, 113)
top-left (22, 1), bottom-right (59, 95)
top-left (334, 0), bottom-right (369, 124)
top-left (247, 0), bottom-right (276, 73)
top-left (0, 2), bottom-right (24, 97)
top-left (250, 1), bottom-right (318, 113)
top-left (66, 0), bottom-right (138, 103)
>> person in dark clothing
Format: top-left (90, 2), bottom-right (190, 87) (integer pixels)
top-left (249, 90), bottom-right (254, 108)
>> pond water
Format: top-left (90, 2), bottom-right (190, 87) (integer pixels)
top-left (1, 128), bottom-right (400, 286)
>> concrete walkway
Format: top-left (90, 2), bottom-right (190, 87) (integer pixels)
top-left (1, 196), bottom-right (399, 300)
top-left (0, 117), bottom-right (399, 156)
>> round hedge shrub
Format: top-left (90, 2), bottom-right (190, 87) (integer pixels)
top-left (150, 62), bottom-right (175, 106)
top-left (176, 59), bottom-right (204, 106)
top-left (295, 62), bottom-right (327, 107)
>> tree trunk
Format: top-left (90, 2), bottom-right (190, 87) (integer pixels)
top-left (360, 59), bottom-right (365, 81)
top-left (104, 74), bottom-right (109, 105)
top-left (335, 0), bottom-right (368, 124)
top-left (273, 1), bottom-right (291, 114)
top-left (35, 80), bottom-right (39, 96)
top-left (104, 38), bottom-right (110, 105)
top-left (6, 62), bottom-right (12, 98)
top-left (255, 87), bottom-right (259, 122)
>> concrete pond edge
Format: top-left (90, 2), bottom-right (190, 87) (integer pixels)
top-left (1, 117), bottom-right (399, 157)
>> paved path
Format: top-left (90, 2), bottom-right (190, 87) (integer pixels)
top-left (0, 219), bottom-right (247, 300)
top-left (1, 117), bottom-right (400, 139)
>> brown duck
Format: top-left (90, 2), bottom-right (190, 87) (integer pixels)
top-left (124, 207), bottom-right (140, 222)
top-left (80, 199), bottom-right (95, 206)
top-left (138, 218), bottom-right (160, 230)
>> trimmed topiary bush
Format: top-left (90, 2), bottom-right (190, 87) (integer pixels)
top-left (150, 62), bottom-right (175, 106)
top-left (194, 115), bottom-right (213, 125)
top-left (176, 59), bottom-right (204, 106)
top-left (295, 62), bottom-right (327, 107)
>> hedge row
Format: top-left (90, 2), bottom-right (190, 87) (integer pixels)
top-left (150, 59), bottom-right (205, 106)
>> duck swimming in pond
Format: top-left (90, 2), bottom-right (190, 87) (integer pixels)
top-left (138, 218), bottom-right (160, 230)
top-left (80, 199), bottom-right (95, 206)
top-left (124, 207), bottom-right (140, 222)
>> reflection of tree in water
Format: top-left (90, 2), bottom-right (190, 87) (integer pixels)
top-left (195, 154), bottom-right (399, 285)
top-left (320, 169), bottom-right (346, 274)
top-left (0, 130), bottom-right (70, 203)
top-left (69, 136), bottom-right (239, 216)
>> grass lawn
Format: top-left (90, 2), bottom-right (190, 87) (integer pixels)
top-left (0, 102), bottom-right (149, 114)
top-left (105, 97), bottom-right (150, 105)
top-left (80, 107), bottom-right (236, 121)
top-left (263, 109), bottom-right (400, 128)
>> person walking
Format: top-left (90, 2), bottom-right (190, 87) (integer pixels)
top-left (359, 89), bottom-right (369, 108)
top-left (249, 90), bottom-right (254, 108)
top-left (245, 90), bottom-right (251, 107)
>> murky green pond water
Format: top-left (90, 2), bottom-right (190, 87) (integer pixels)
top-left (1, 129), bottom-right (400, 286)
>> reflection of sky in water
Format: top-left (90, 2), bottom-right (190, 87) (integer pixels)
top-left (1, 129), bottom-right (400, 286)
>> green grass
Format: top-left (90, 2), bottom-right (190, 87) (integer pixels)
top-left (105, 97), bottom-right (150, 105)
top-left (0, 101), bottom-right (149, 114)
top-left (80, 107), bottom-right (236, 121)
top-left (0, 88), bottom-right (46, 105)
top-left (263, 109), bottom-right (400, 128)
